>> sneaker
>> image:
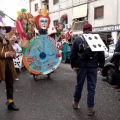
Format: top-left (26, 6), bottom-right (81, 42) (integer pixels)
top-left (15, 78), bottom-right (19, 81)
top-left (88, 107), bottom-right (95, 116)
top-left (72, 101), bottom-right (80, 109)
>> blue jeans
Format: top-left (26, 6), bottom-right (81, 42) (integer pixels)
top-left (74, 67), bottom-right (97, 108)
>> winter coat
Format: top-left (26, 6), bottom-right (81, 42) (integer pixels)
top-left (0, 40), bottom-right (17, 81)
top-left (70, 36), bottom-right (105, 68)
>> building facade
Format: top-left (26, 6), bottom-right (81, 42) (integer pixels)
top-left (29, 0), bottom-right (120, 43)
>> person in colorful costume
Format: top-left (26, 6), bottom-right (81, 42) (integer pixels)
top-left (55, 14), bottom-right (73, 63)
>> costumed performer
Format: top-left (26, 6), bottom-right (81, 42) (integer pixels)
top-left (0, 17), bottom-right (19, 111)
top-left (55, 14), bottom-right (73, 63)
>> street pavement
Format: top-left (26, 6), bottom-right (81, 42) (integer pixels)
top-left (0, 63), bottom-right (120, 120)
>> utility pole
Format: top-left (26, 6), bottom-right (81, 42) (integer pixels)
top-left (0, 11), bottom-right (15, 21)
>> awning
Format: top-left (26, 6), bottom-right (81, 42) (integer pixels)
top-left (73, 4), bottom-right (87, 19)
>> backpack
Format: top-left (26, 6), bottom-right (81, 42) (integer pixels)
top-left (78, 35), bottom-right (97, 60)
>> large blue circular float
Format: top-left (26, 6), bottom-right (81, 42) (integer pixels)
top-left (22, 35), bottom-right (62, 75)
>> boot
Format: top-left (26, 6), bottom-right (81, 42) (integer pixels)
top-left (88, 107), bottom-right (95, 116)
top-left (72, 101), bottom-right (80, 109)
top-left (7, 102), bottom-right (19, 111)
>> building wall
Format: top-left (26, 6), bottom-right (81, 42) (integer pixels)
top-left (49, 0), bottom-right (73, 25)
top-left (30, 0), bottom-right (48, 16)
top-left (88, 0), bottom-right (119, 27)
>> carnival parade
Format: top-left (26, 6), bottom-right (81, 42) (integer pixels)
top-left (0, 0), bottom-right (120, 119)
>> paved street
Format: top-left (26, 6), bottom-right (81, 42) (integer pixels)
top-left (0, 63), bottom-right (120, 120)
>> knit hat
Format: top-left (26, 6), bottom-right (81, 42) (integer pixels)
top-left (83, 23), bottom-right (92, 32)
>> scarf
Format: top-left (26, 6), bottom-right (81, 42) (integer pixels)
top-left (0, 33), bottom-right (8, 46)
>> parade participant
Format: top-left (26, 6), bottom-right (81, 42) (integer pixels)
top-left (10, 35), bottom-right (22, 75)
top-left (70, 23), bottom-right (105, 116)
top-left (110, 33), bottom-right (120, 92)
top-left (10, 35), bottom-right (22, 53)
top-left (0, 18), bottom-right (19, 111)
top-left (54, 14), bottom-right (73, 63)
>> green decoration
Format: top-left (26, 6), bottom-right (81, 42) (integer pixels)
top-left (21, 8), bottom-right (26, 12)
top-left (56, 29), bottom-right (61, 37)
top-left (25, 24), bottom-right (29, 32)
top-left (22, 48), bottom-right (27, 54)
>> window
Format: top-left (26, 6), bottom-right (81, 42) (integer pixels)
top-left (53, 0), bottom-right (59, 5)
top-left (53, 20), bottom-right (58, 26)
top-left (73, 17), bottom-right (86, 22)
top-left (94, 6), bottom-right (104, 19)
top-left (35, 3), bottom-right (38, 12)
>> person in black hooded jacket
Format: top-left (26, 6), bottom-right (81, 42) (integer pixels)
top-left (70, 23), bottom-right (105, 116)
top-left (110, 33), bottom-right (120, 92)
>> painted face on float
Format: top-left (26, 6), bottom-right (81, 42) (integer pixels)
top-left (39, 17), bottom-right (49, 30)
top-left (35, 14), bottom-right (50, 30)
top-left (21, 18), bottom-right (28, 27)
top-left (0, 27), bottom-right (6, 35)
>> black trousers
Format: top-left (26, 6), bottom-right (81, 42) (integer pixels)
top-left (5, 64), bottom-right (14, 100)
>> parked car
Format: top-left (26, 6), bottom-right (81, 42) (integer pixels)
top-left (105, 44), bottom-right (115, 63)
top-left (101, 44), bottom-right (116, 84)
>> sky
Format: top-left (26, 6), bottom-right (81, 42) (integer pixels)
top-left (0, 0), bottom-right (29, 26)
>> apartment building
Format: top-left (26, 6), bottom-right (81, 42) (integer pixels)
top-left (89, 0), bottom-right (120, 44)
top-left (29, 0), bottom-right (120, 43)
top-left (29, 0), bottom-right (48, 16)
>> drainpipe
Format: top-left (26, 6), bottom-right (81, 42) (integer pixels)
top-left (116, 0), bottom-right (118, 25)
top-left (29, 0), bottom-right (31, 13)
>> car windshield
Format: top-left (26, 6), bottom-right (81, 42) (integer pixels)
top-left (109, 44), bottom-right (115, 53)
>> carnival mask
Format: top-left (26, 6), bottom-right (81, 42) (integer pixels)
top-left (39, 17), bottom-right (48, 30)
top-left (35, 6), bottom-right (51, 31)
top-left (0, 28), bottom-right (6, 35)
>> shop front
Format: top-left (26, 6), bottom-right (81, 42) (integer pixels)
top-left (92, 25), bottom-right (120, 44)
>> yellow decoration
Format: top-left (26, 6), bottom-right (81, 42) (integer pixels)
top-left (21, 40), bottom-right (30, 48)
top-left (38, 9), bottom-right (41, 14)
top-left (39, 5), bottom-right (48, 16)
top-left (17, 10), bottom-right (21, 15)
